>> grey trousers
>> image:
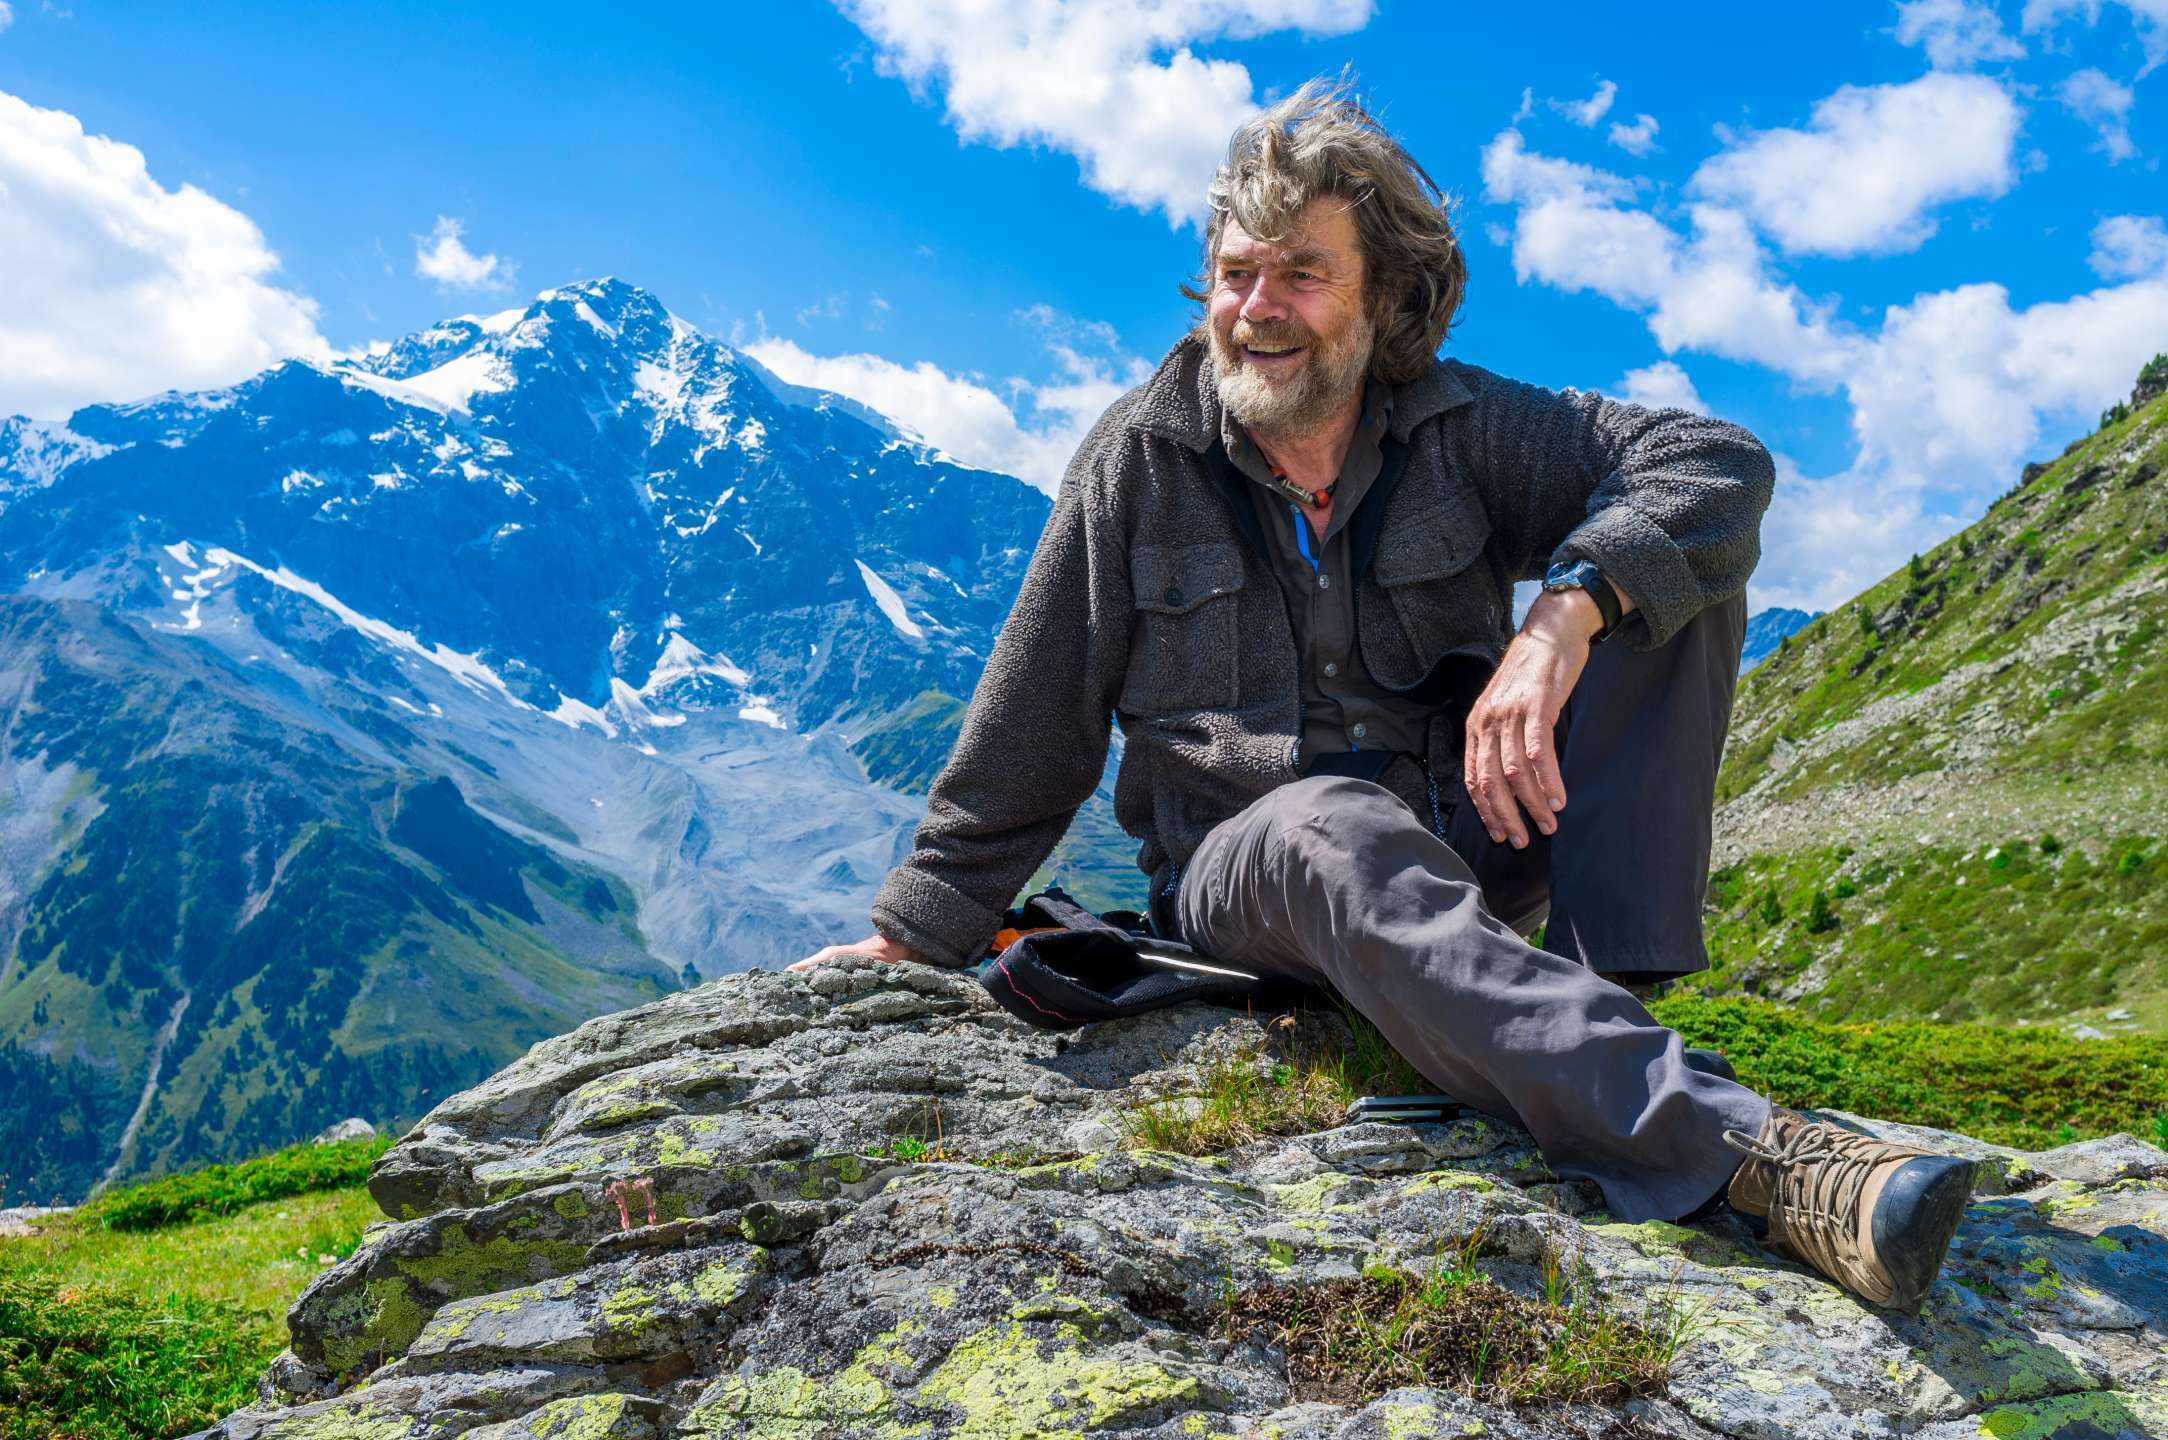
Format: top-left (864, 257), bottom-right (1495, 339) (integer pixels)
top-left (1171, 590), bottom-right (1770, 1222)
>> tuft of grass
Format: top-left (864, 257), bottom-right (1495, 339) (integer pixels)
top-left (0, 1266), bottom-right (266, 1440)
top-left (1124, 1004), bottom-right (1425, 1155)
top-left (82, 1135), bottom-right (392, 1232)
top-left (0, 1181), bottom-right (380, 1440)
top-left (1222, 1226), bottom-right (1689, 1407)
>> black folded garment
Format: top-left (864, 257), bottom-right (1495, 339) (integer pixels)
top-left (978, 887), bottom-right (1294, 1031)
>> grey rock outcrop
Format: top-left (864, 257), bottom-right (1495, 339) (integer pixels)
top-left (199, 961), bottom-right (2168, 1439)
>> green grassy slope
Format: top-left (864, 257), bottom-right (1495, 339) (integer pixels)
top-left (1706, 363), bottom-right (2168, 1031)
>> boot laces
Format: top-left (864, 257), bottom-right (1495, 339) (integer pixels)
top-left (1723, 1120), bottom-right (1882, 1273)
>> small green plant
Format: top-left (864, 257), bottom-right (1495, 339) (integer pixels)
top-left (1756, 885), bottom-right (1785, 927)
top-left (1856, 606), bottom-right (1876, 638)
top-left (2118, 847), bottom-right (2149, 875)
top-left (1125, 1004), bottom-right (1426, 1156)
top-left (2039, 832), bottom-right (2063, 855)
top-left (1805, 889), bottom-right (1839, 935)
top-left (2057, 1123), bottom-right (2079, 1144)
top-left (1830, 877), bottom-right (1859, 900)
top-left (1908, 553), bottom-right (1928, 586)
top-left (2152, 1112), bottom-right (2168, 1150)
top-left (1219, 1226), bottom-right (1690, 1408)
top-left (2101, 400), bottom-right (2132, 430)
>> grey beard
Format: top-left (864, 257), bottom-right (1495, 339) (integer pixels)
top-left (1207, 310), bottom-right (1375, 444)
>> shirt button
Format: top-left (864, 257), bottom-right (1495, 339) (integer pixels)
top-left (1164, 586), bottom-right (1183, 606)
top-left (1317, 572), bottom-right (1331, 590)
top-left (1323, 661), bottom-right (1339, 678)
top-left (1351, 722), bottom-right (1368, 740)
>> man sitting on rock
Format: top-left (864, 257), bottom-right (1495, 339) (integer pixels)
top-left (794, 78), bottom-right (1977, 1315)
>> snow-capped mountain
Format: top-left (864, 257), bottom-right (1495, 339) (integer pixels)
top-left (0, 280), bottom-right (1075, 1198)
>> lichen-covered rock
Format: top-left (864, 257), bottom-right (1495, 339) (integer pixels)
top-left (196, 961), bottom-right (2168, 1440)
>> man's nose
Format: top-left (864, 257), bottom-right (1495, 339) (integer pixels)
top-left (1239, 273), bottom-right (1288, 321)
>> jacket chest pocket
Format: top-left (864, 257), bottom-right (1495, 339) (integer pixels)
top-left (1365, 502), bottom-right (1501, 689)
top-left (1123, 541), bottom-right (1244, 715)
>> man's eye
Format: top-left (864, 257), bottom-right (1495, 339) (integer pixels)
top-left (1290, 271), bottom-right (1317, 282)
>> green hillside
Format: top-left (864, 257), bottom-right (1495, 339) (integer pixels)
top-left (1703, 355), bottom-right (2168, 1032)
top-left (0, 599), bottom-right (674, 1204)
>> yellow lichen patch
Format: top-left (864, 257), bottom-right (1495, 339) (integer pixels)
top-left (681, 1365), bottom-right (899, 1440)
top-left (271, 1403), bottom-right (416, 1440)
top-left (1266, 1174), bottom-right (1352, 1213)
top-left (489, 1393), bottom-right (646, 1440)
top-left (599, 1283), bottom-right (657, 1336)
top-left (916, 1322), bottom-right (1212, 1435)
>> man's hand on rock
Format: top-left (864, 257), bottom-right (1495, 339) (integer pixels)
top-left (787, 933), bottom-right (923, 973)
top-left (1462, 588), bottom-right (1606, 849)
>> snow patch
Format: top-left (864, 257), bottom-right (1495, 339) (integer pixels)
top-left (737, 701), bottom-right (786, 730)
top-left (854, 559), bottom-right (925, 640)
top-left (640, 632), bottom-right (750, 692)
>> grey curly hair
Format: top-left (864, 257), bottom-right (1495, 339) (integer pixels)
top-left (1182, 75), bottom-right (1467, 384)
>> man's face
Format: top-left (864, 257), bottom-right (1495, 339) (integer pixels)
top-left (1202, 196), bottom-right (1374, 442)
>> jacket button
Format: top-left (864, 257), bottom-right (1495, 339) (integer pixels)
top-left (1164, 585), bottom-right (1184, 606)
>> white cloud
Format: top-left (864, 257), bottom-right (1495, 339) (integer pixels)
top-left (1894, 0), bottom-right (2026, 68)
top-left (0, 3), bottom-right (14, 34)
top-left (0, 89), bottom-right (327, 421)
top-left (1688, 73), bottom-right (2021, 257)
top-left (1486, 125), bottom-right (2168, 612)
top-left (744, 306), bottom-right (1148, 493)
top-left (833, 0), bottom-right (1375, 226)
top-left (2058, 67), bottom-right (2137, 162)
top-left (1552, 79), bottom-right (1617, 126)
top-left (1481, 130), bottom-right (1854, 383)
top-left (2090, 213), bottom-right (2168, 276)
top-left (1613, 360), bottom-right (1707, 414)
top-left (1607, 112), bottom-right (1660, 156)
top-left (413, 216), bottom-right (513, 291)
top-left (2024, 0), bottom-right (2168, 75)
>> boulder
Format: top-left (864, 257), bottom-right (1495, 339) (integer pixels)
top-left (194, 960), bottom-right (2168, 1439)
top-left (314, 1118), bottom-right (379, 1146)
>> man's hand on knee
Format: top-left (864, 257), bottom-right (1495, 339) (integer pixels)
top-left (787, 933), bottom-right (924, 973)
top-left (1464, 591), bottom-right (1601, 848)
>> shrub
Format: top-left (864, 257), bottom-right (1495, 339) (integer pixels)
top-left (1650, 996), bottom-right (2168, 1148)
top-left (2119, 847), bottom-right (2150, 876)
top-left (86, 1135), bottom-right (391, 1232)
top-left (1805, 889), bottom-right (1839, 934)
top-left (1756, 886), bottom-right (1785, 927)
top-left (2039, 833), bottom-right (2063, 855)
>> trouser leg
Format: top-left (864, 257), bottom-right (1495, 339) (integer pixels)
top-left (1446, 589), bottom-right (1749, 979)
top-left (1177, 773), bottom-right (1769, 1222)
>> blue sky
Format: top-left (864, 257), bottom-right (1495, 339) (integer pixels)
top-left (2, 0), bottom-right (2164, 610)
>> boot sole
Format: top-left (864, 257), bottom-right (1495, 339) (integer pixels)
top-left (1871, 1155), bottom-right (1979, 1315)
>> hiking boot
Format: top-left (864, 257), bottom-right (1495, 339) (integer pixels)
top-left (1723, 1106), bottom-right (1977, 1315)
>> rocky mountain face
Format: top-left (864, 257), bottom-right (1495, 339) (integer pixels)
top-left (198, 962), bottom-right (2168, 1440)
top-left (1707, 364), bottom-right (2168, 1033)
top-left (0, 280), bottom-right (1067, 1200)
top-left (1738, 607), bottom-right (1819, 672)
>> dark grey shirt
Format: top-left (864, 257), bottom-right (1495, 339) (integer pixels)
top-left (1222, 383), bottom-right (1433, 772)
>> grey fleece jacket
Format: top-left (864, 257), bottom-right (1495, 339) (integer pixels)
top-left (870, 332), bottom-right (1776, 967)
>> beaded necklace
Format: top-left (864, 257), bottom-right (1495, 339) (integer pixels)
top-left (1264, 457), bottom-right (1337, 509)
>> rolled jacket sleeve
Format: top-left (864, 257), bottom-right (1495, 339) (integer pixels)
top-left (1456, 365), bottom-right (1776, 650)
top-left (868, 445), bottom-right (1134, 967)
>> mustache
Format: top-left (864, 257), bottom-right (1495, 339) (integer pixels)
top-left (1230, 319), bottom-right (1315, 352)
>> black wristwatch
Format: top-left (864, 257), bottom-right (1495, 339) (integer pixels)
top-left (1541, 557), bottom-right (1622, 642)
